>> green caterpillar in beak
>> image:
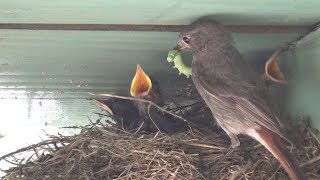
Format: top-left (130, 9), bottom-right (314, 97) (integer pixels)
top-left (167, 50), bottom-right (192, 78)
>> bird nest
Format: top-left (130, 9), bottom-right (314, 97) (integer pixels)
top-left (1, 100), bottom-right (320, 179)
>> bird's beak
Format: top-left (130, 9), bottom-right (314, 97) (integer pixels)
top-left (130, 64), bottom-right (152, 97)
top-left (174, 42), bottom-right (189, 52)
top-left (264, 50), bottom-right (288, 84)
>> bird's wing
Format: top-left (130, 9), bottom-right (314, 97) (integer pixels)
top-left (196, 75), bottom-right (290, 143)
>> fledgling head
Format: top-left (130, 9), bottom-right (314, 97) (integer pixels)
top-left (174, 19), bottom-right (233, 54)
top-left (130, 64), bottom-right (163, 105)
top-left (130, 64), bottom-right (152, 98)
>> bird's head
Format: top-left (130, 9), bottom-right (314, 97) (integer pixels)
top-left (130, 64), bottom-right (163, 105)
top-left (174, 19), bottom-right (232, 54)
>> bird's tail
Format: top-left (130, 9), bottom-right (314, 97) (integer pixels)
top-left (247, 128), bottom-right (305, 180)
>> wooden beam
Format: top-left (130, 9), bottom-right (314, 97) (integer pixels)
top-left (0, 23), bottom-right (311, 33)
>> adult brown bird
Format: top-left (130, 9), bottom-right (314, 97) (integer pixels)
top-left (96, 64), bottom-right (186, 133)
top-left (173, 19), bottom-right (305, 179)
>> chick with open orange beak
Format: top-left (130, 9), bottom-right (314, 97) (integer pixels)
top-left (129, 64), bottom-right (187, 133)
top-left (95, 64), bottom-right (187, 133)
top-left (130, 64), bottom-right (153, 98)
top-left (264, 50), bottom-right (288, 84)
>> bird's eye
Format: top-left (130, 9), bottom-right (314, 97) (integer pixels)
top-left (183, 37), bottom-right (190, 44)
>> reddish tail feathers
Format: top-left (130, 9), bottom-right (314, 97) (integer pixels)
top-left (247, 128), bottom-right (305, 180)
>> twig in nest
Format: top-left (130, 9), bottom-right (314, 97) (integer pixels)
top-left (0, 138), bottom-right (70, 163)
top-left (169, 166), bottom-right (180, 180)
top-left (300, 155), bottom-right (320, 168)
top-left (268, 164), bottom-right (281, 180)
top-left (169, 101), bottom-right (202, 112)
top-left (186, 143), bottom-right (226, 150)
top-left (135, 121), bottom-right (145, 134)
top-left (145, 150), bottom-right (159, 175)
top-left (3, 158), bottom-right (20, 166)
top-left (230, 161), bottom-right (252, 180)
top-left (88, 92), bottom-right (210, 133)
top-left (308, 127), bottom-right (320, 145)
top-left (147, 103), bottom-right (161, 132)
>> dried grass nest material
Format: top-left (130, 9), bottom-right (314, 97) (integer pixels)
top-left (1, 117), bottom-right (320, 180)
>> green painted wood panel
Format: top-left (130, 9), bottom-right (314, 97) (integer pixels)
top-left (282, 29), bottom-right (320, 130)
top-left (0, 30), bottom-right (299, 95)
top-left (1, 0), bottom-right (320, 25)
